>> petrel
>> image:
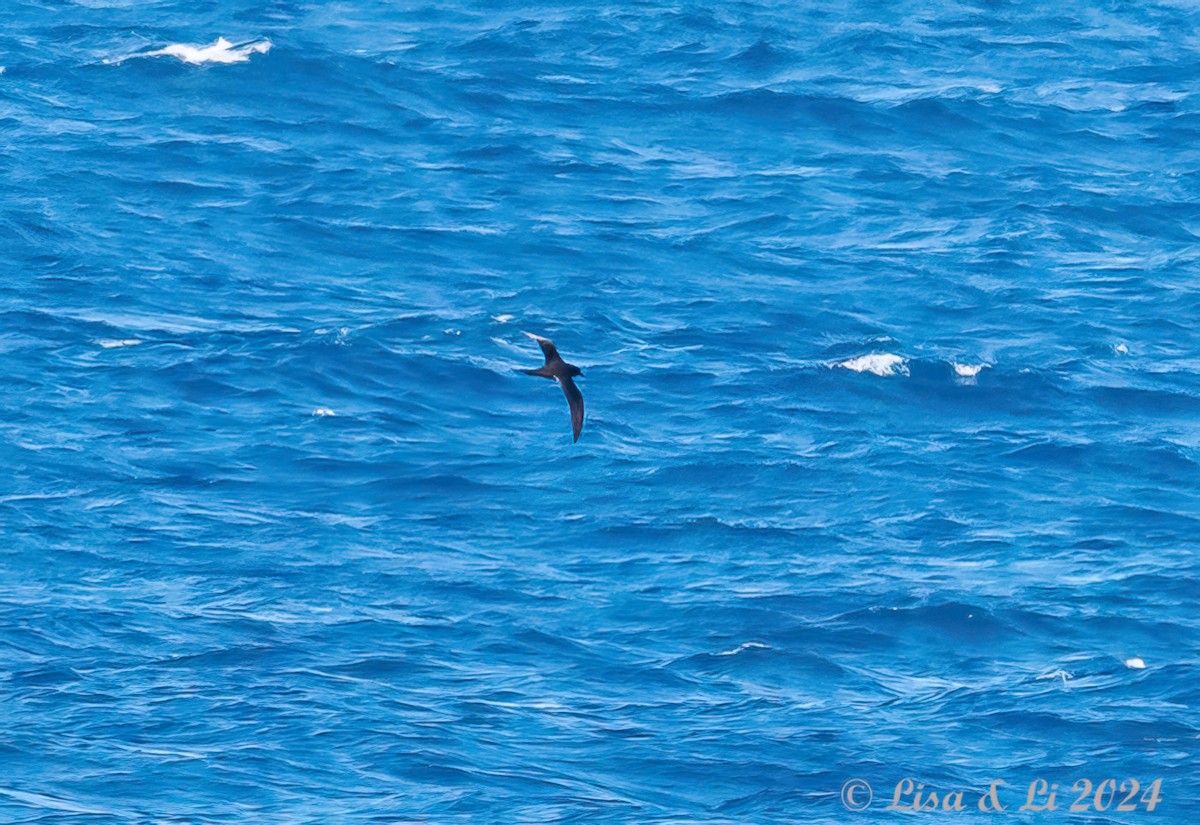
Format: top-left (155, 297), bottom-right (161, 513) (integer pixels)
top-left (521, 331), bottom-right (584, 442)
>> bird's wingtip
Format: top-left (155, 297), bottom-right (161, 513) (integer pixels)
top-left (522, 330), bottom-right (546, 341)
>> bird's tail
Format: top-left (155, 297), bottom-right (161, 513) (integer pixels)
top-left (521, 367), bottom-right (554, 378)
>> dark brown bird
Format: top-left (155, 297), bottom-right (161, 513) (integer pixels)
top-left (521, 331), bottom-right (584, 442)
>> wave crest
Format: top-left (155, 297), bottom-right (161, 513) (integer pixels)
top-left (124, 37), bottom-right (272, 66)
top-left (836, 353), bottom-right (908, 377)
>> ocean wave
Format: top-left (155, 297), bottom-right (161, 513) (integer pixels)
top-left (951, 362), bottom-right (987, 378)
top-left (715, 641), bottom-right (771, 657)
top-left (835, 353), bottom-right (908, 376)
top-left (6, 0), bottom-right (1200, 820)
top-left (117, 37), bottom-right (272, 66)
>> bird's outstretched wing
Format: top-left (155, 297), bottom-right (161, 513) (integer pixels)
top-left (523, 331), bottom-right (560, 364)
top-left (558, 375), bottom-right (584, 442)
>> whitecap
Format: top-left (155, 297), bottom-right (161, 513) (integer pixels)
top-left (312, 408), bottom-right (336, 417)
top-left (952, 362), bottom-right (987, 378)
top-left (1037, 669), bottom-right (1072, 685)
top-left (97, 338), bottom-right (141, 349)
top-left (538, 74), bottom-right (589, 85)
top-left (1124, 657), bottom-right (1146, 670)
top-left (130, 37), bottom-right (271, 66)
top-left (836, 353), bottom-right (908, 377)
top-left (1113, 342), bottom-right (1130, 355)
top-left (715, 641), bottom-right (770, 657)
top-left (493, 314), bottom-right (515, 323)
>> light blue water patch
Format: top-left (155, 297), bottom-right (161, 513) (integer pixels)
top-left (2, 0), bottom-right (1198, 821)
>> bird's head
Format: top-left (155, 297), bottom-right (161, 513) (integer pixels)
top-left (569, 365), bottom-right (583, 378)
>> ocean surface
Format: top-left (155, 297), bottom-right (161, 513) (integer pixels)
top-left (2, 1), bottom-right (1199, 822)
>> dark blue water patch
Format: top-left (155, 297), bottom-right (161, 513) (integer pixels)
top-left (728, 39), bottom-right (792, 71)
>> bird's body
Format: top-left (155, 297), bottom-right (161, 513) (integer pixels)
top-left (521, 331), bottom-right (585, 442)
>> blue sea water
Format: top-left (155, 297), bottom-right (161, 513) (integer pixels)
top-left (2, 0), bottom-right (1199, 821)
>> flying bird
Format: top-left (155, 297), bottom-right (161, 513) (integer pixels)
top-left (521, 331), bottom-right (584, 442)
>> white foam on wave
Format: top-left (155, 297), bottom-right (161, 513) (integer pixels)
top-left (1032, 80), bottom-right (1183, 113)
top-left (836, 353), bottom-right (908, 377)
top-left (312, 408), bottom-right (336, 417)
top-left (952, 362), bottom-right (988, 378)
top-left (1037, 669), bottom-right (1072, 686)
top-left (716, 641), bottom-right (770, 657)
top-left (129, 37), bottom-right (271, 66)
top-left (538, 74), bottom-right (589, 85)
top-left (1124, 657), bottom-right (1146, 670)
top-left (97, 338), bottom-right (141, 349)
